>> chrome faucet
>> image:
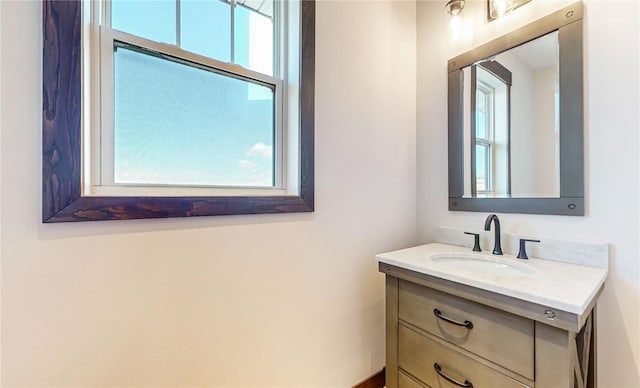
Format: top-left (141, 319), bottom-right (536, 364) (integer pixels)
top-left (484, 214), bottom-right (503, 255)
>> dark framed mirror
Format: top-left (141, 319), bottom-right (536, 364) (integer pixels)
top-left (448, 2), bottom-right (584, 216)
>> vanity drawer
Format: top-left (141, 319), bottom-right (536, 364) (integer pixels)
top-left (399, 325), bottom-right (530, 388)
top-left (398, 279), bottom-right (534, 379)
top-left (399, 370), bottom-right (429, 388)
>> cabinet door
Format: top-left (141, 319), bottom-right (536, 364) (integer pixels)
top-left (399, 325), bottom-right (531, 388)
top-left (399, 280), bottom-right (534, 379)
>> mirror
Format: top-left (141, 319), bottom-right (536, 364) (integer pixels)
top-left (448, 2), bottom-right (583, 215)
top-left (464, 31), bottom-right (559, 198)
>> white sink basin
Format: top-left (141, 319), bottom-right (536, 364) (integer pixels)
top-left (377, 242), bottom-right (609, 315)
top-left (429, 253), bottom-right (536, 275)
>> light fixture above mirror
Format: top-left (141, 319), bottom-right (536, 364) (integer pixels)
top-left (488, 0), bottom-right (531, 21)
top-left (446, 0), bottom-right (468, 34)
top-left (446, 0), bottom-right (465, 16)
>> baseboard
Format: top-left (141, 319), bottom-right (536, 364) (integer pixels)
top-left (352, 367), bottom-right (385, 388)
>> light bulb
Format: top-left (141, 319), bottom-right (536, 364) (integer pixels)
top-left (449, 14), bottom-right (462, 32)
top-left (492, 0), bottom-right (514, 17)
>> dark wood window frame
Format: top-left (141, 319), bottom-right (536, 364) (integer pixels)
top-left (42, 0), bottom-right (315, 222)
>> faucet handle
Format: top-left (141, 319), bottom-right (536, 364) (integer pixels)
top-left (517, 239), bottom-right (540, 259)
top-left (464, 232), bottom-right (482, 252)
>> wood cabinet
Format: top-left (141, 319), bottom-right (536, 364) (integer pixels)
top-left (381, 264), bottom-right (598, 388)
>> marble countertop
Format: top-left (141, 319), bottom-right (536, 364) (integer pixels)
top-left (376, 243), bottom-right (608, 315)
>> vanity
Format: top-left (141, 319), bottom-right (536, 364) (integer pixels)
top-left (377, 1), bottom-right (604, 386)
top-left (377, 235), bottom-right (607, 388)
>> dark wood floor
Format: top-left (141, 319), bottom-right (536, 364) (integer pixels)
top-left (353, 367), bottom-right (385, 388)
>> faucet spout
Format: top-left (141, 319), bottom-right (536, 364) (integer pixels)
top-left (484, 214), bottom-right (503, 255)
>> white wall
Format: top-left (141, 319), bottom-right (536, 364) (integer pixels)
top-left (533, 65), bottom-right (558, 196)
top-left (0, 0), bottom-right (3, 382)
top-left (499, 51), bottom-right (536, 196)
top-left (0, 1), bottom-right (416, 386)
top-left (417, 0), bottom-right (640, 386)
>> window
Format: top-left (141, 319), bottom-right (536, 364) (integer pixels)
top-left (475, 82), bottom-right (494, 194)
top-left (471, 61), bottom-right (511, 198)
top-left (90, 0), bottom-right (287, 194)
top-left (42, 0), bottom-right (314, 222)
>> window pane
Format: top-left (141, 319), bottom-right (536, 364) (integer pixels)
top-left (475, 144), bottom-right (490, 191)
top-left (475, 110), bottom-right (487, 139)
top-left (112, 0), bottom-right (177, 45)
top-left (234, 2), bottom-right (274, 75)
top-left (475, 89), bottom-right (489, 139)
top-left (113, 46), bottom-right (275, 187)
top-left (476, 89), bottom-right (485, 111)
top-left (181, 0), bottom-right (231, 62)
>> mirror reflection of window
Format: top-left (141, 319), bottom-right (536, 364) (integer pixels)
top-left (472, 62), bottom-right (511, 198)
top-left (475, 82), bottom-right (493, 193)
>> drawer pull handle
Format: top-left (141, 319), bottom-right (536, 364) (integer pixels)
top-left (434, 363), bottom-right (474, 388)
top-left (433, 308), bottom-right (474, 329)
